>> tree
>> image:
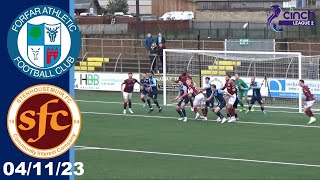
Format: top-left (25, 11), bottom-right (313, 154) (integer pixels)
top-left (29, 26), bottom-right (42, 42)
top-left (106, 0), bottom-right (129, 15)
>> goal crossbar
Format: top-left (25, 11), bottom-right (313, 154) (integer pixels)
top-left (163, 49), bottom-right (302, 112)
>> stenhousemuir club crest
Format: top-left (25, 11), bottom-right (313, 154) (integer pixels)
top-left (7, 5), bottom-right (81, 79)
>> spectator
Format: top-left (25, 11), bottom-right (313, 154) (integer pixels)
top-left (158, 43), bottom-right (166, 73)
top-left (306, 60), bottom-right (317, 79)
top-left (149, 42), bottom-right (158, 72)
top-left (156, 33), bottom-right (166, 46)
top-left (145, 33), bottom-right (154, 53)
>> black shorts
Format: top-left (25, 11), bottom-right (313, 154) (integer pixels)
top-left (178, 98), bottom-right (189, 106)
top-left (206, 97), bottom-right (214, 108)
top-left (217, 101), bottom-right (226, 109)
top-left (250, 97), bottom-right (263, 105)
top-left (233, 98), bottom-right (239, 108)
top-left (141, 88), bottom-right (148, 95)
top-left (148, 91), bottom-right (158, 99)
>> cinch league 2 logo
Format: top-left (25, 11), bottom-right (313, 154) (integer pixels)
top-left (7, 5), bottom-right (81, 79)
top-left (7, 85), bottom-right (81, 159)
top-left (268, 4), bottom-right (316, 32)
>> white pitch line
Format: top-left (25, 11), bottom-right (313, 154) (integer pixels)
top-left (81, 111), bottom-right (320, 129)
top-left (75, 145), bottom-right (320, 168)
top-left (76, 99), bottom-right (320, 114)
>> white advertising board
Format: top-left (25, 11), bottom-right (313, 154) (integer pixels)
top-left (202, 76), bottom-right (320, 99)
top-left (75, 72), bottom-right (140, 92)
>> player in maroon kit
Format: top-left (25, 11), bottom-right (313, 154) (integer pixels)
top-left (121, 72), bottom-right (143, 114)
top-left (177, 69), bottom-right (194, 111)
top-left (299, 80), bottom-right (317, 124)
top-left (221, 75), bottom-right (237, 123)
top-left (186, 79), bottom-right (207, 121)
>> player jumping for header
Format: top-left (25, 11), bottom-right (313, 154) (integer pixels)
top-left (186, 79), bottom-right (207, 121)
top-left (121, 72), bottom-right (143, 114)
top-left (245, 77), bottom-right (267, 115)
top-left (299, 79), bottom-right (317, 124)
top-left (205, 84), bottom-right (227, 123)
top-left (172, 80), bottom-right (189, 122)
top-left (147, 71), bottom-right (162, 113)
top-left (221, 75), bottom-right (237, 123)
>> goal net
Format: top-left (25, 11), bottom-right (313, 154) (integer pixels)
top-left (163, 49), bottom-right (320, 113)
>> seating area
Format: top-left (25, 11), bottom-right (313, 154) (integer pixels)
top-left (201, 61), bottom-right (241, 76)
top-left (75, 54), bottom-right (152, 73)
top-left (74, 57), bottom-right (110, 71)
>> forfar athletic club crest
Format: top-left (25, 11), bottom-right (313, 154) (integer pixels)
top-left (7, 5), bottom-right (81, 79)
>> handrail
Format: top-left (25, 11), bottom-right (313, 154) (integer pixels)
top-left (285, 57), bottom-right (294, 78)
top-left (113, 53), bottom-right (122, 72)
top-left (150, 55), bottom-right (157, 71)
top-left (80, 52), bottom-right (88, 72)
top-left (247, 60), bottom-right (253, 77)
top-left (186, 54), bottom-right (194, 71)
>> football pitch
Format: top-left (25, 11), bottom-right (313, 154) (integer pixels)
top-left (75, 91), bottom-right (320, 179)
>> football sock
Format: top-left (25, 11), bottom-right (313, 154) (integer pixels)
top-left (181, 109), bottom-right (186, 117)
top-left (305, 109), bottom-right (313, 117)
top-left (141, 98), bottom-right (146, 103)
top-left (239, 101), bottom-right (244, 108)
top-left (154, 99), bottom-right (160, 108)
top-left (190, 99), bottom-right (193, 107)
top-left (227, 114), bottom-right (230, 117)
top-left (205, 107), bottom-right (208, 115)
top-left (235, 113), bottom-right (238, 118)
top-left (229, 108), bottom-right (235, 116)
top-left (248, 106), bottom-right (252, 111)
top-left (310, 110), bottom-right (314, 117)
top-left (177, 109), bottom-right (182, 117)
top-left (124, 103), bottom-right (127, 109)
top-left (215, 111), bottom-right (224, 118)
top-left (261, 106), bottom-right (265, 112)
top-left (194, 107), bottom-right (198, 113)
top-left (147, 99), bottom-right (152, 108)
top-left (128, 102), bottom-right (132, 108)
top-left (201, 108), bottom-right (207, 117)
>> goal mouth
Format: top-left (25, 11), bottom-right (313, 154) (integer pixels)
top-left (161, 49), bottom-right (320, 113)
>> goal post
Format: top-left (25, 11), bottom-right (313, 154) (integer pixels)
top-left (163, 49), bottom-right (307, 113)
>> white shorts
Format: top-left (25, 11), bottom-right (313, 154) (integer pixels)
top-left (123, 92), bottom-right (132, 100)
top-left (193, 93), bottom-right (205, 106)
top-left (304, 100), bottom-right (315, 109)
top-left (228, 94), bottom-right (237, 105)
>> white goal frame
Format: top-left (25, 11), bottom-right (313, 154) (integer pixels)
top-left (163, 49), bottom-right (302, 113)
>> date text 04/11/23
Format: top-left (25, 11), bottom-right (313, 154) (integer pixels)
top-left (2, 162), bottom-right (84, 176)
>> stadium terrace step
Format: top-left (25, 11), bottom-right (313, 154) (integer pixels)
top-left (75, 66), bottom-right (95, 71)
top-left (216, 61), bottom-right (241, 66)
top-left (87, 57), bottom-right (110, 62)
top-left (201, 70), bottom-right (226, 75)
top-left (80, 62), bottom-right (103, 67)
top-left (208, 66), bottom-right (234, 71)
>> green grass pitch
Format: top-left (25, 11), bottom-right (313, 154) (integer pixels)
top-left (75, 91), bottom-right (320, 180)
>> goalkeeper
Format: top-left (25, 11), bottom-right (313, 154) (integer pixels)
top-left (234, 73), bottom-right (250, 111)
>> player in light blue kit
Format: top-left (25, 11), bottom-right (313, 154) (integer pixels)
top-left (245, 77), bottom-right (267, 114)
top-left (147, 71), bottom-right (162, 113)
top-left (172, 80), bottom-right (189, 122)
top-left (205, 84), bottom-right (227, 123)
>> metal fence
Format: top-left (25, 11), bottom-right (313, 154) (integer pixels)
top-left (78, 19), bottom-right (320, 39)
top-left (77, 38), bottom-right (320, 77)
